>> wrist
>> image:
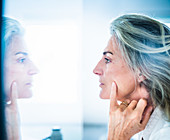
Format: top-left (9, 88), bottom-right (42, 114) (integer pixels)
top-left (107, 133), bottom-right (130, 140)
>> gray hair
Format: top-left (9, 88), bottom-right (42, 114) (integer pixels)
top-left (2, 17), bottom-right (24, 48)
top-left (110, 14), bottom-right (170, 121)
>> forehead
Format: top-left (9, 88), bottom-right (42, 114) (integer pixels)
top-left (104, 36), bottom-right (120, 55)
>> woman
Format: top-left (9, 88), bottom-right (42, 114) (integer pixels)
top-left (2, 17), bottom-right (38, 139)
top-left (93, 14), bottom-right (170, 140)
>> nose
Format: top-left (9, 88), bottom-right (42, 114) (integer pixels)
top-left (93, 60), bottom-right (103, 76)
top-left (28, 61), bottom-right (39, 75)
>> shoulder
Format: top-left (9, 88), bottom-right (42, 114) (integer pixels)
top-left (150, 121), bottom-right (170, 140)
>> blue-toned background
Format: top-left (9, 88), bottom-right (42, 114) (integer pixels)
top-left (4, 0), bottom-right (170, 139)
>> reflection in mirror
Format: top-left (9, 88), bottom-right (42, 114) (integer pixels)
top-left (4, 0), bottom-right (170, 140)
top-left (4, 0), bottom-right (83, 140)
top-left (3, 16), bottom-right (38, 140)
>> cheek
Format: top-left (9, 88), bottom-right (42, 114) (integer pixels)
top-left (105, 68), bottom-right (119, 86)
top-left (106, 66), bottom-right (136, 100)
top-left (4, 69), bottom-right (18, 98)
top-left (5, 69), bottom-right (31, 98)
top-left (6, 69), bottom-right (22, 82)
top-left (5, 67), bottom-right (25, 91)
top-left (115, 72), bottom-right (136, 100)
top-left (5, 70), bottom-right (16, 87)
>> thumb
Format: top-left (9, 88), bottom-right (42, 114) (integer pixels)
top-left (10, 82), bottom-right (18, 107)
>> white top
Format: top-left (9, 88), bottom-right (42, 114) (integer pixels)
top-left (131, 107), bottom-right (170, 140)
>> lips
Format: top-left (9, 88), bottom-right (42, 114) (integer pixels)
top-left (26, 82), bottom-right (32, 86)
top-left (99, 81), bottom-right (104, 87)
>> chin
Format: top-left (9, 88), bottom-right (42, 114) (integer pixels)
top-left (99, 91), bottom-right (110, 99)
top-left (18, 90), bottom-right (33, 98)
top-left (18, 94), bottom-right (33, 99)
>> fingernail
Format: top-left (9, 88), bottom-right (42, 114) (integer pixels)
top-left (112, 82), bottom-right (115, 86)
top-left (141, 98), bottom-right (147, 102)
top-left (13, 82), bottom-right (16, 86)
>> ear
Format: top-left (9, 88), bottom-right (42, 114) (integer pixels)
top-left (136, 69), bottom-right (145, 83)
top-left (137, 72), bottom-right (146, 83)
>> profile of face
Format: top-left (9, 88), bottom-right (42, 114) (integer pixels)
top-left (4, 35), bottom-right (38, 99)
top-left (93, 36), bottom-right (149, 101)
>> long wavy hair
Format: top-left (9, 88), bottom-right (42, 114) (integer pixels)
top-left (110, 14), bottom-right (170, 121)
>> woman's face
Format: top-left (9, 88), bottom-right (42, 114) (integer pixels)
top-left (93, 36), bottom-right (149, 101)
top-left (5, 35), bottom-right (38, 99)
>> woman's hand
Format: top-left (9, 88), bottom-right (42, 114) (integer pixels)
top-left (108, 82), bottom-right (153, 140)
top-left (5, 82), bottom-right (21, 140)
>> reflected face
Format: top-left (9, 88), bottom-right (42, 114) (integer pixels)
top-left (5, 35), bottom-right (38, 99)
top-left (93, 36), bottom-right (137, 101)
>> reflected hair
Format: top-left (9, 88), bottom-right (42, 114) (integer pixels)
top-left (2, 17), bottom-right (24, 48)
top-left (110, 14), bottom-right (170, 121)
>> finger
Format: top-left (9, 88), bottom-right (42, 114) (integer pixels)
top-left (110, 82), bottom-right (119, 112)
top-left (119, 99), bottom-right (130, 111)
top-left (141, 106), bottom-right (153, 126)
top-left (10, 82), bottom-right (18, 107)
top-left (128, 100), bottom-right (137, 110)
top-left (135, 99), bottom-right (147, 116)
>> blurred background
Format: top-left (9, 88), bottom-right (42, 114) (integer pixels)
top-left (3, 0), bottom-right (170, 139)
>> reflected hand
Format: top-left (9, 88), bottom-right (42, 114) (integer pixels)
top-left (107, 82), bottom-right (153, 140)
top-left (5, 82), bottom-right (20, 140)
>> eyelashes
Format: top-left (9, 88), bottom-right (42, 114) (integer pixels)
top-left (17, 57), bottom-right (26, 63)
top-left (104, 58), bottom-right (111, 64)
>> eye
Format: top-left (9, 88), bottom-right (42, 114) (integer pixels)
top-left (17, 58), bottom-right (26, 63)
top-left (104, 58), bottom-right (111, 64)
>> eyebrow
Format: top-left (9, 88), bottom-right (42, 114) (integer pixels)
top-left (15, 52), bottom-right (28, 56)
top-left (103, 51), bottom-right (113, 55)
